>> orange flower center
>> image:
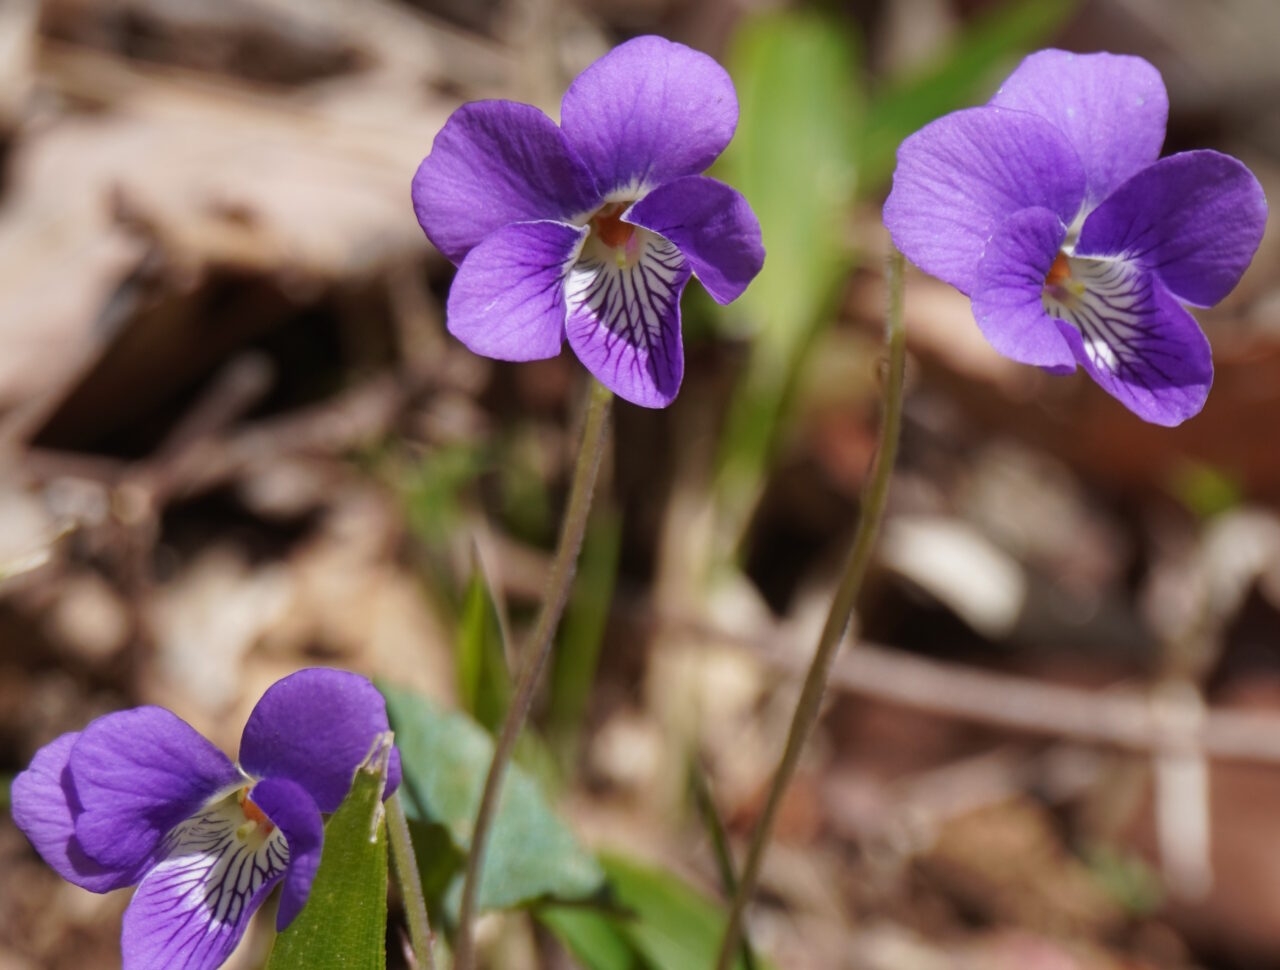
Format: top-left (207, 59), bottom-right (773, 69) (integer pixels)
top-left (1045, 251), bottom-right (1072, 288)
top-left (590, 203), bottom-right (634, 249)
top-left (237, 787), bottom-right (275, 834)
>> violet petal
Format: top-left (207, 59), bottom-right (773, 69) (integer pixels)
top-left (990, 49), bottom-right (1168, 206)
top-left (1049, 258), bottom-right (1212, 426)
top-left (971, 207), bottom-right (1077, 371)
top-left (120, 793), bottom-right (289, 970)
top-left (1076, 149), bottom-right (1268, 308)
top-left (565, 232), bottom-right (691, 407)
top-left (70, 707), bottom-right (240, 873)
top-left (248, 778), bottom-right (324, 931)
top-left (625, 175), bottom-right (764, 305)
top-left (445, 220), bottom-right (587, 361)
top-left (412, 99), bottom-right (600, 264)
top-left (560, 35), bottom-right (738, 195)
top-left (239, 668), bottom-right (399, 814)
top-left (11, 732), bottom-right (148, 893)
top-left (883, 106), bottom-right (1086, 295)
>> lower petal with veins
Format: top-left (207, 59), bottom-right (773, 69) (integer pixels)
top-left (1044, 253), bottom-right (1212, 426)
top-left (121, 788), bottom-right (289, 970)
top-left (565, 230), bottom-right (691, 408)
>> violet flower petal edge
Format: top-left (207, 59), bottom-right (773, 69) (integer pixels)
top-left (239, 668), bottom-right (400, 815)
top-left (990, 49), bottom-right (1168, 206)
top-left (1076, 149), bottom-right (1268, 308)
top-left (412, 99), bottom-right (600, 265)
top-left (971, 207), bottom-right (1078, 371)
top-left (559, 35), bottom-right (739, 196)
top-left (445, 220), bottom-right (587, 362)
top-left (883, 105), bottom-right (1087, 296)
top-left (11, 732), bottom-right (148, 893)
top-left (625, 175), bottom-right (765, 305)
top-left (70, 707), bottom-right (240, 873)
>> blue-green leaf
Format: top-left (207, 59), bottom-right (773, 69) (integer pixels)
top-left (382, 685), bottom-right (605, 913)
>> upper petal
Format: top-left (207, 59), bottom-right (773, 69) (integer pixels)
top-left (1075, 149), bottom-right (1268, 308)
top-left (565, 232), bottom-right (691, 407)
top-left (560, 35), bottom-right (738, 195)
top-left (121, 788), bottom-right (290, 970)
top-left (990, 49), bottom-right (1168, 206)
top-left (11, 732), bottom-right (148, 892)
top-left (883, 105), bottom-right (1087, 295)
top-left (971, 207), bottom-right (1078, 371)
top-left (625, 175), bottom-right (764, 305)
top-left (248, 778), bottom-right (324, 930)
top-left (70, 707), bottom-right (240, 873)
top-left (239, 668), bottom-right (399, 814)
top-left (446, 220), bottom-right (586, 361)
top-left (1048, 256), bottom-right (1213, 425)
top-left (412, 100), bottom-right (600, 264)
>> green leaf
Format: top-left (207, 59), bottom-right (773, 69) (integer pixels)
top-left (456, 563), bottom-right (512, 733)
top-left (538, 906), bottom-right (642, 970)
top-left (858, 0), bottom-right (1077, 188)
top-left (266, 739), bottom-right (392, 970)
top-left (382, 685), bottom-right (605, 913)
top-left (599, 854), bottom-right (767, 970)
top-left (713, 10), bottom-right (862, 545)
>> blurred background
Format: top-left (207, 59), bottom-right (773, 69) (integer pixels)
top-left (2, 0), bottom-right (1280, 967)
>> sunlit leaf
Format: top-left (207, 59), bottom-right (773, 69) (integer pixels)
top-left (538, 906), bottom-right (641, 970)
top-left (597, 854), bottom-right (767, 970)
top-left (266, 740), bottom-right (392, 970)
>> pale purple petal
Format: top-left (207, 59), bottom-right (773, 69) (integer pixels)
top-left (1076, 150), bottom-right (1268, 308)
top-left (121, 794), bottom-right (289, 970)
top-left (565, 232), bottom-right (691, 407)
top-left (625, 176), bottom-right (764, 305)
top-left (560, 35), bottom-right (738, 195)
top-left (70, 708), bottom-right (239, 873)
top-left (248, 778), bottom-right (323, 930)
top-left (11, 733), bottom-right (147, 892)
top-left (990, 49), bottom-right (1167, 206)
top-left (412, 100), bottom-right (600, 264)
top-left (239, 668), bottom-right (399, 814)
top-left (445, 220), bottom-right (586, 361)
top-left (1048, 258), bottom-right (1212, 425)
top-left (971, 207), bottom-right (1078, 371)
top-left (883, 106), bottom-right (1086, 295)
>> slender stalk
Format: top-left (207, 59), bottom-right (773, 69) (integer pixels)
top-left (386, 791), bottom-right (437, 970)
top-left (714, 249), bottom-right (907, 970)
top-left (690, 762), bottom-right (759, 970)
top-left (452, 378), bottom-right (614, 970)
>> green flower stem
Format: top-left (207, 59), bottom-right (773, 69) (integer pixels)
top-left (452, 378), bottom-right (614, 970)
top-left (714, 248), bottom-right (907, 970)
top-left (386, 791), bottom-right (436, 970)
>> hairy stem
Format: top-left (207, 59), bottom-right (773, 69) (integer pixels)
top-left (452, 378), bottom-right (613, 970)
top-left (714, 249), bottom-right (907, 970)
top-left (386, 791), bottom-right (436, 970)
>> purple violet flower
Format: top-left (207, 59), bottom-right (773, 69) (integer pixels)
top-left (883, 49), bottom-right (1267, 426)
top-left (412, 34), bottom-right (766, 408)
top-left (10, 668), bottom-right (400, 970)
